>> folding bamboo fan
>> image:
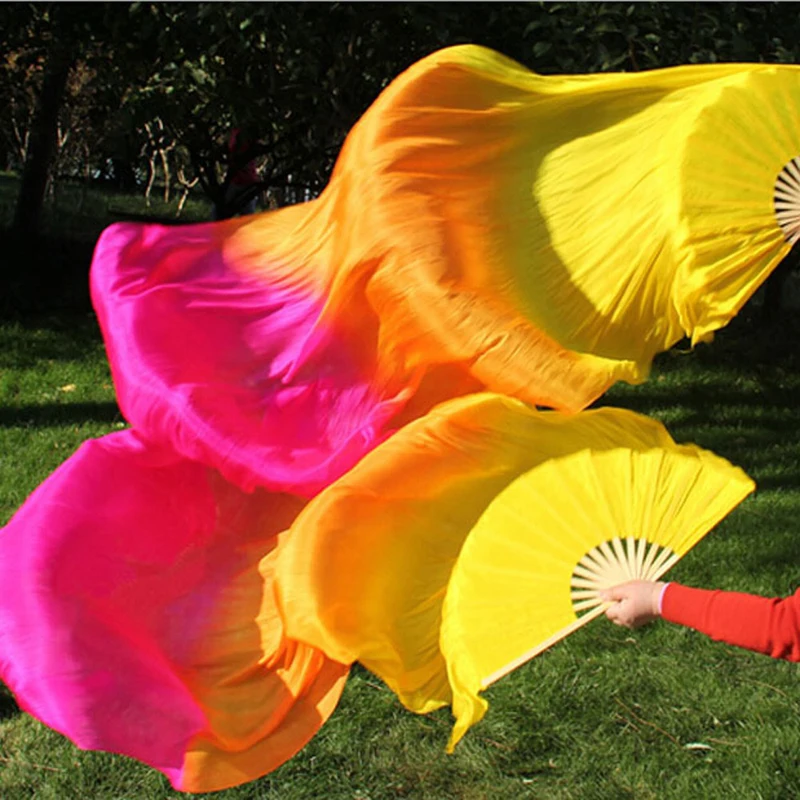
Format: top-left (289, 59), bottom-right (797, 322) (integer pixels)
top-left (532, 65), bottom-right (800, 360)
top-left (669, 69), bottom-right (800, 343)
top-left (439, 443), bottom-right (755, 750)
top-left (273, 392), bottom-right (754, 752)
top-left (224, 52), bottom-right (800, 421)
top-left (775, 155), bottom-right (800, 245)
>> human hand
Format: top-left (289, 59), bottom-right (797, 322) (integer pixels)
top-left (599, 580), bottom-right (666, 629)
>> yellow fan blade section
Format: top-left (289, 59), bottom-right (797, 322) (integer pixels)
top-left (440, 444), bottom-right (754, 750)
top-left (675, 69), bottom-right (800, 342)
top-left (273, 393), bottom-right (753, 740)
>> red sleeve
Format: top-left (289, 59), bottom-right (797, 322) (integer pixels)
top-left (661, 583), bottom-right (800, 662)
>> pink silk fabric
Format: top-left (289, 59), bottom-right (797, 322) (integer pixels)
top-left (0, 429), bottom-right (347, 792)
top-left (91, 221), bottom-right (414, 498)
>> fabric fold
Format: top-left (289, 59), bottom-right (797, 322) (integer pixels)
top-left (3, 43), bottom-right (792, 790)
top-left (0, 430), bottom-right (348, 792)
top-left (93, 48), bottom-right (799, 503)
top-left (274, 394), bottom-right (752, 749)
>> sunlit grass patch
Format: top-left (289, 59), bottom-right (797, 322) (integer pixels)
top-left (1, 307), bottom-right (799, 799)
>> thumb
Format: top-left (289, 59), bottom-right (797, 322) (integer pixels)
top-left (599, 584), bottom-right (629, 603)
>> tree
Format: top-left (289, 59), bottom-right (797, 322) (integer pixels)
top-left (6, 2), bottom-right (800, 224)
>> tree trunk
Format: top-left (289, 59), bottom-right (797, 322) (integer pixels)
top-left (144, 155), bottom-right (156, 208)
top-left (12, 47), bottom-right (73, 235)
top-left (10, 110), bottom-right (31, 166)
top-left (175, 169), bottom-right (198, 217)
top-left (160, 148), bottom-right (171, 204)
top-left (78, 143), bottom-right (92, 213)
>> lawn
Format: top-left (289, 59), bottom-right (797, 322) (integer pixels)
top-left (0, 172), bottom-right (211, 237)
top-left (1, 305), bottom-right (799, 800)
top-left (1, 179), bottom-right (799, 798)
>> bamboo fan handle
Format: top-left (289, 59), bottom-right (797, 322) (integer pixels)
top-left (481, 603), bottom-right (609, 688)
top-left (480, 536), bottom-right (678, 689)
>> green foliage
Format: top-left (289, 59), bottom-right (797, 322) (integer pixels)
top-left (522, 3), bottom-right (800, 74)
top-left (4, 2), bottom-right (800, 211)
top-left (2, 307), bottom-right (800, 799)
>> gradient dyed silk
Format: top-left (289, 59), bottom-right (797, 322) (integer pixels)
top-left (0, 430), bottom-right (347, 792)
top-left (92, 47), bottom-right (800, 498)
top-left (0, 44), bottom-right (787, 790)
top-left (274, 395), bottom-right (754, 751)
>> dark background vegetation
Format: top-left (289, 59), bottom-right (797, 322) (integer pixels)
top-left (3, 1), bottom-right (800, 315)
top-left (4, 7), bottom-right (800, 797)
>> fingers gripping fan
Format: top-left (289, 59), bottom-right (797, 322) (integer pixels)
top-left (440, 443), bottom-right (754, 750)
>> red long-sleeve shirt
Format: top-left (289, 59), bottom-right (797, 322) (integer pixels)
top-left (662, 583), bottom-right (800, 662)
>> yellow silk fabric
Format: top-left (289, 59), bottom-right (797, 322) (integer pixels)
top-left (229, 46), bottom-right (800, 414)
top-left (272, 394), bottom-right (753, 747)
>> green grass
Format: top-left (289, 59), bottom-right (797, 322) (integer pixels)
top-left (4, 168), bottom-right (800, 797)
top-left (0, 316), bottom-right (123, 523)
top-left (2, 306), bottom-right (800, 799)
top-left (0, 173), bottom-right (211, 243)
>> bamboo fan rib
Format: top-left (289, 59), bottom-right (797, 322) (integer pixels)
top-left (444, 442), bottom-right (755, 702)
top-left (274, 396), bottom-right (756, 754)
top-left (479, 538), bottom-right (680, 688)
top-left (775, 156), bottom-right (800, 244)
top-left (569, 536), bottom-right (678, 614)
top-left (442, 439), bottom-right (754, 753)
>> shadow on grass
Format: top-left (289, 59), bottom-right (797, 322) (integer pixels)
top-left (737, 522), bottom-right (800, 571)
top-left (0, 403), bottom-right (123, 429)
top-left (0, 683), bottom-right (20, 721)
top-left (594, 307), bottom-right (800, 492)
top-left (0, 315), bottom-right (106, 369)
top-left (0, 230), bottom-right (97, 318)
